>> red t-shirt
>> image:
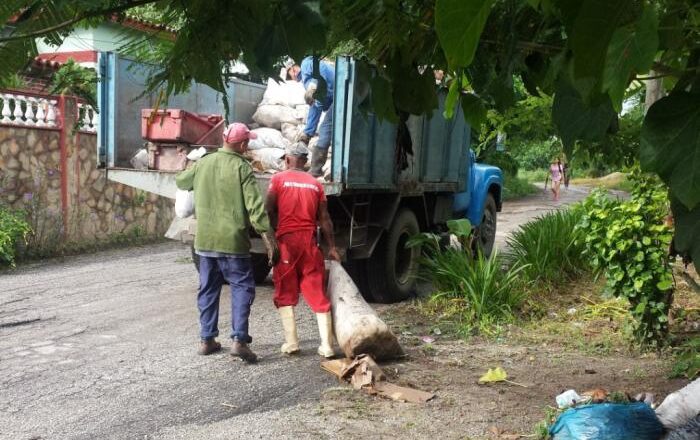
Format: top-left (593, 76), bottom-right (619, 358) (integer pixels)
top-left (269, 170), bottom-right (326, 237)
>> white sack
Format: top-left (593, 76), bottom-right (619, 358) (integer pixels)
top-left (656, 378), bottom-right (700, 429)
top-left (247, 147), bottom-right (285, 172)
top-left (280, 123), bottom-right (303, 143)
top-left (326, 260), bottom-right (404, 361)
top-left (186, 147), bottom-right (207, 161)
top-left (295, 104), bottom-right (310, 123)
top-left (261, 78), bottom-right (306, 107)
top-left (248, 127), bottom-right (288, 150)
top-left (130, 148), bottom-right (148, 170)
top-left (252, 104), bottom-right (304, 129)
top-left (174, 189), bottom-right (194, 218)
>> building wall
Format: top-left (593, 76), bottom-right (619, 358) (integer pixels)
top-left (0, 93), bottom-right (173, 254)
top-left (35, 23), bottom-right (145, 55)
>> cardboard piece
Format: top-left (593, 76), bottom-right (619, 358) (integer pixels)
top-left (321, 354), bottom-right (434, 403)
top-left (372, 382), bottom-right (435, 403)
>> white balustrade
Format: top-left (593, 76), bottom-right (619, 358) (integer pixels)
top-left (77, 102), bottom-right (98, 133)
top-left (25, 97), bottom-right (36, 125)
top-left (0, 94), bottom-right (11, 123)
top-left (35, 99), bottom-right (46, 127)
top-left (46, 99), bottom-right (57, 127)
top-left (0, 92), bottom-right (60, 128)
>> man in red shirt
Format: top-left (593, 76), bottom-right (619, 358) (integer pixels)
top-left (265, 143), bottom-right (341, 357)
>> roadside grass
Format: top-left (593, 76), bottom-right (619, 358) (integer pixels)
top-left (503, 175), bottom-right (539, 200)
top-left (518, 169), bottom-right (549, 184)
top-left (12, 228), bottom-right (168, 267)
top-left (416, 246), bottom-right (529, 336)
top-left (571, 172), bottom-right (633, 192)
top-left (505, 209), bottom-right (588, 285)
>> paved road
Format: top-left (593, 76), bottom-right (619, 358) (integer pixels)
top-left (0, 185), bottom-right (596, 439)
top-left (495, 183), bottom-right (594, 249)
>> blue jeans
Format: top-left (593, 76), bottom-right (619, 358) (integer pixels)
top-left (304, 96), bottom-right (333, 150)
top-left (197, 256), bottom-right (255, 343)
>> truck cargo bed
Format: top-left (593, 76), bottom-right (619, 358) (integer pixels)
top-left (106, 168), bottom-right (343, 199)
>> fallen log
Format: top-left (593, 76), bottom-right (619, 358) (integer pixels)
top-left (326, 261), bottom-right (404, 361)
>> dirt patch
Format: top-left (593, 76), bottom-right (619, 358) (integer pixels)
top-left (315, 273), bottom-right (698, 439)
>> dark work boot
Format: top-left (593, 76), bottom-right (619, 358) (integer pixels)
top-left (309, 148), bottom-right (329, 178)
top-left (231, 340), bottom-right (258, 363)
top-left (198, 338), bottom-right (222, 356)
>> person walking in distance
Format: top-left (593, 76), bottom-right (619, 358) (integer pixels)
top-left (265, 142), bottom-right (341, 357)
top-left (549, 157), bottom-right (564, 201)
top-left (176, 123), bottom-right (279, 363)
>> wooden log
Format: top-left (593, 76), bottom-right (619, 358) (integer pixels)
top-left (326, 261), bottom-right (404, 361)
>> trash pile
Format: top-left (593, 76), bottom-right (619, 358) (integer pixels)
top-left (547, 378), bottom-right (700, 440)
top-left (247, 78), bottom-right (332, 180)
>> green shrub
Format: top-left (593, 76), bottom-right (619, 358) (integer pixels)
top-left (511, 139), bottom-right (561, 171)
top-left (576, 169), bottom-right (673, 345)
top-left (0, 205), bottom-right (31, 267)
top-left (670, 337), bottom-right (700, 379)
top-left (505, 209), bottom-right (588, 284)
top-left (503, 175), bottom-right (539, 200)
top-left (480, 150), bottom-right (519, 177)
top-left (409, 232), bottom-right (528, 332)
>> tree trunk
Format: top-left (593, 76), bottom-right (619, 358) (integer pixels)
top-left (645, 74), bottom-right (665, 113)
top-left (326, 261), bottom-right (404, 361)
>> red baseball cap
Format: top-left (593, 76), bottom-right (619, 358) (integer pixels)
top-left (222, 123), bottom-right (257, 143)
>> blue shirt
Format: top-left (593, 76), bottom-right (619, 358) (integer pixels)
top-left (299, 56), bottom-right (334, 99)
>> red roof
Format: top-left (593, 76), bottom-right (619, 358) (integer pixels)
top-left (35, 51), bottom-right (98, 67)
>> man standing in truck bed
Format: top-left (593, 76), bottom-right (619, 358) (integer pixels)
top-left (176, 122), bottom-right (278, 363)
top-left (265, 142), bottom-right (341, 357)
top-left (286, 56), bottom-right (335, 177)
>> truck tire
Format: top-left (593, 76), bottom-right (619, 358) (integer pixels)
top-left (190, 245), bottom-right (271, 284)
top-left (473, 193), bottom-right (497, 257)
top-left (367, 209), bottom-right (420, 303)
top-left (343, 259), bottom-right (372, 302)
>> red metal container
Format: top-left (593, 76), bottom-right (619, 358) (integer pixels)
top-left (141, 109), bottom-right (224, 145)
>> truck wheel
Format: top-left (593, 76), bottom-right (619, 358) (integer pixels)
top-left (367, 209), bottom-right (420, 303)
top-left (191, 246), bottom-right (271, 284)
top-left (343, 259), bottom-right (372, 301)
top-left (473, 194), bottom-right (497, 257)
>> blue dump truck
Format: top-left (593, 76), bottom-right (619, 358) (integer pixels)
top-left (103, 56), bottom-right (503, 303)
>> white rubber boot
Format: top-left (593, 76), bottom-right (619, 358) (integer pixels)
top-left (278, 306), bottom-right (300, 354)
top-left (316, 312), bottom-right (335, 358)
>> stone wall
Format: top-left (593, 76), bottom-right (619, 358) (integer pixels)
top-left (0, 94), bottom-right (173, 254)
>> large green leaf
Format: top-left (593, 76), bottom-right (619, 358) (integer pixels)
top-left (443, 78), bottom-right (460, 119)
top-left (603, 6), bottom-right (658, 112)
top-left (552, 80), bottom-right (615, 153)
top-left (460, 93), bottom-right (487, 129)
top-left (435, 0), bottom-right (495, 70)
top-left (671, 197), bottom-right (700, 274)
top-left (640, 93), bottom-right (700, 210)
top-left (569, 0), bottom-right (635, 93)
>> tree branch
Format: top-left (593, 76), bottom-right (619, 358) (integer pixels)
top-left (0, 0), bottom-right (159, 42)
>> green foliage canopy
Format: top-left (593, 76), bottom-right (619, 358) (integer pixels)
top-left (1, 0), bottom-right (699, 270)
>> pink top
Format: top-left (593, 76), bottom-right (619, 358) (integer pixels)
top-left (550, 164), bottom-right (563, 182)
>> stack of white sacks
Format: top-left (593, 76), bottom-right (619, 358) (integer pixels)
top-left (247, 77), bottom-right (331, 179)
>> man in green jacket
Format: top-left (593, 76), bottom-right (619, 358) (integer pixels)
top-left (176, 122), bottom-right (278, 363)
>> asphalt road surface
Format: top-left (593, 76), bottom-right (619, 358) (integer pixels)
top-left (0, 184), bottom-right (596, 440)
